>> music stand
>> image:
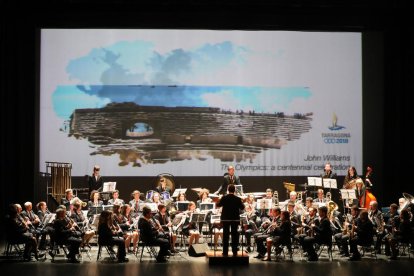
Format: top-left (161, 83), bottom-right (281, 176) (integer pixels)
top-left (90, 214), bottom-right (100, 230)
top-left (200, 202), bottom-right (215, 212)
top-left (172, 188), bottom-right (187, 198)
top-left (87, 206), bottom-right (103, 217)
top-left (103, 182), bottom-right (116, 192)
top-left (102, 204), bottom-right (113, 211)
top-left (340, 189), bottom-right (356, 214)
top-left (307, 177), bottom-right (323, 187)
top-left (190, 212), bottom-right (206, 232)
top-left (210, 214), bottom-right (221, 224)
top-left (234, 185), bottom-right (244, 196)
top-left (176, 201), bottom-right (190, 212)
top-left (145, 203), bottom-right (158, 213)
top-left (323, 179), bottom-right (337, 193)
top-left (42, 213), bottom-right (56, 226)
top-left (257, 198), bottom-right (273, 210)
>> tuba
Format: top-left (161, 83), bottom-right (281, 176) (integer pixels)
top-left (327, 200), bottom-right (338, 219)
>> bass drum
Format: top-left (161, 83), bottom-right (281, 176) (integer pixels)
top-left (156, 173), bottom-right (175, 194)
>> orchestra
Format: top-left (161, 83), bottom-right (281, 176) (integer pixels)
top-left (4, 164), bottom-right (414, 264)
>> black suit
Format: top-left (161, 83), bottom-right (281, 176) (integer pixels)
top-left (215, 174), bottom-right (241, 195)
top-left (88, 174), bottom-right (103, 195)
top-left (138, 217), bottom-right (170, 260)
top-left (321, 170), bottom-right (337, 179)
top-left (217, 193), bottom-right (245, 255)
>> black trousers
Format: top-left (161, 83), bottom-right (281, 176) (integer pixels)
top-left (222, 221), bottom-right (239, 255)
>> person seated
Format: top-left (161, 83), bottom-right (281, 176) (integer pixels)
top-left (151, 192), bottom-right (163, 206)
top-left (98, 210), bottom-right (128, 262)
top-left (386, 209), bottom-right (411, 260)
top-left (5, 204), bottom-right (43, 261)
top-left (138, 206), bottom-right (170, 262)
top-left (120, 204), bottom-right (139, 253)
top-left (182, 202), bottom-right (200, 247)
top-left (61, 189), bottom-right (74, 210)
top-left (176, 192), bottom-right (187, 202)
top-left (301, 206), bottom-right (333, 261)
top-left (87, 190), bottom-right (103, 218)
top-left (53, 208), bottom-right (82, 263)
top-left (335, 205), bottom-right (360, 257)
top-left (112, 204), bottom-right (138, 254)
top-left (108, 190), bottom-right (125, 206)
top-left (129, 190), bottom-right (143, 218)
top-left (348, 210), bottom-right (375, 261)
top-left (263, 210), bottom-right (292, 261)
top-left (314, 189), bottom-right (327, 203)
top-left (254, 207), bottom-right (281, 259)
top-left (70, 202), bottom-right (95, 248)
top-left (154, 204), bottom-right (177, 253)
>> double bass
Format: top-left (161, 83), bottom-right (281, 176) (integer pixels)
top-left (360, 190), bottom-right (376, 210)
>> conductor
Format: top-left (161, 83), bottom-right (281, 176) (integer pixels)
top-left (214, 165), bottom-right (241, 195)
top-left (216, 184), bottom-right (245, 257)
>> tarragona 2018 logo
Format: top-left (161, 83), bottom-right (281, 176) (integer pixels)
top-left (321, 113), bottom-right (350, 144)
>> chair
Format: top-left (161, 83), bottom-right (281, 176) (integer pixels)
top-left (138, 236), bottom-right (159, 262)
top-left (273, 242), bottom-right (293, 261)
top-left (96, 243), bottom-right (117, 261)
top-left (359, 242), bottom-right (377, 260)
top-left (3, 240), bottom-right (25, 257)
top-left (397, 242), bottom-right (411, 259)
top-left (316, 242), bottom-right (334, 261)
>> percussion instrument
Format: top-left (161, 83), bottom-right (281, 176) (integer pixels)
top-left (146, 190), bottom-right (155, 201)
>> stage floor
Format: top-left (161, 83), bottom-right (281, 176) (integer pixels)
top-left (1, 244), bottom-right (413, 276)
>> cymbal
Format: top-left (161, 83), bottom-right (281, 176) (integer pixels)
top-left (403, 192), bottom-right (414, 203)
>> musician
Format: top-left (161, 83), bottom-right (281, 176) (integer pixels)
top-left (263, 210), bottom-right (292, 261)
top-left (61, 189), bottom-right (74, 210)
top-left (287, 201), bottom-right (300, 235)
top-left (335, 205), bottom-right (359, 257)
top-left (155, 177), bottom-right (171, 194)
top-left (71, 202), bottom-right (95, 248)
top-left (108, 190), bottom-right (125, 205)
top-left (302, 206), bottom-right (333, 261)
top-left (348, 210), bottom-right (375, 261)
top-left (196, 189), bottom-right (212, 208)
top-left (386, 209), bottom-right (412, 260)
top-left (368, 201), bottom-right (385, 254)
top-left (216, 184), bottom-right (245, 256)
top-left (154, 204), bottom-right (178, 253)
top-left (88, 190), bottom-right (103, 208)
top-left (151, 192), bottom-right (163, 206)
top-left (314, 189), bottom-right (327, 203)
top-left (22, 201), bottom-right (41, 228)
top-left (182, 202), bottom-right (200, 246)
top-left (36, 201), bottom-right (50, 222)
top-left (241, 203), bottom-right (258, 252)
top-left (129, 190), bottom-right (143, 218)
top-left (214, 165), bottom-right (241, 195)
top-left (88, 165), bottom-right (103, 195)
top-left (294, 206), bottom-right (318, 245)
top-left (343, 166), bottom-right (359, 189)
top-left (138, 206), bottom-right (170, 263)
top-left (363, 165), bottom-right (374, 190)
top-left (5, 204), bottom-right (43, 261)
top-left (254, 207), bottom-right (281, 259)
top-left (355, 178), bottom-right (367, 208)
top-left (120, 204), bottom-right (139, 254)
top-left (98, 210), bottom-right (128, 262)
top-left (244, 193), bottom-right (257, 210)
top-left (176, 192), bottom-right (187, 202)
top-left (321, 162), bottom-right (337, 179)
top-left (53, 208), bottom-right (82, 263)
top-left (112, 203), bottom-right (139, 254)
top-left (384, 203), bottom-right (400, 256)
top-left (398, 197), bottom-right (408, 214)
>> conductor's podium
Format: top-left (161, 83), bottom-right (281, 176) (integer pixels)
top-left (206, 250), bottom-right (249, 265)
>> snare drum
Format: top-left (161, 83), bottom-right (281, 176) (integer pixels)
top-left (146, 190), bottom-right (155, 201)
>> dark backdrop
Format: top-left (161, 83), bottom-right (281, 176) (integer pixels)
top-left (1, 1), bottom-right (412, 219)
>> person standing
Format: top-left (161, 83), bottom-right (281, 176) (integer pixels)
top-left (216, 184), bottom-right (245, 256)
top-left (321, 163), bottom-right (337, 179)
top-left (88, 165), bottom-right (103, 195)
top-left (215, 165), bottom-right (241, 195)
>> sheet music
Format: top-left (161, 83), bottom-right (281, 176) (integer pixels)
top-left (323, 178), bottom-right (337, 189)
top-left (200, 202), bottom-right (215, 211)
top-left (307, 177), bottom-right (323, 187)
top-left (172, 188), bottom-right (187, 197)
top-left (257, 198), bottom-right (272, 209)
top-left (103, 182), bottom-right (116, 192)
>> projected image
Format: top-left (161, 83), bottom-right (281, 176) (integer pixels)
top-left (41, 30), bottom-right (362, 176)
